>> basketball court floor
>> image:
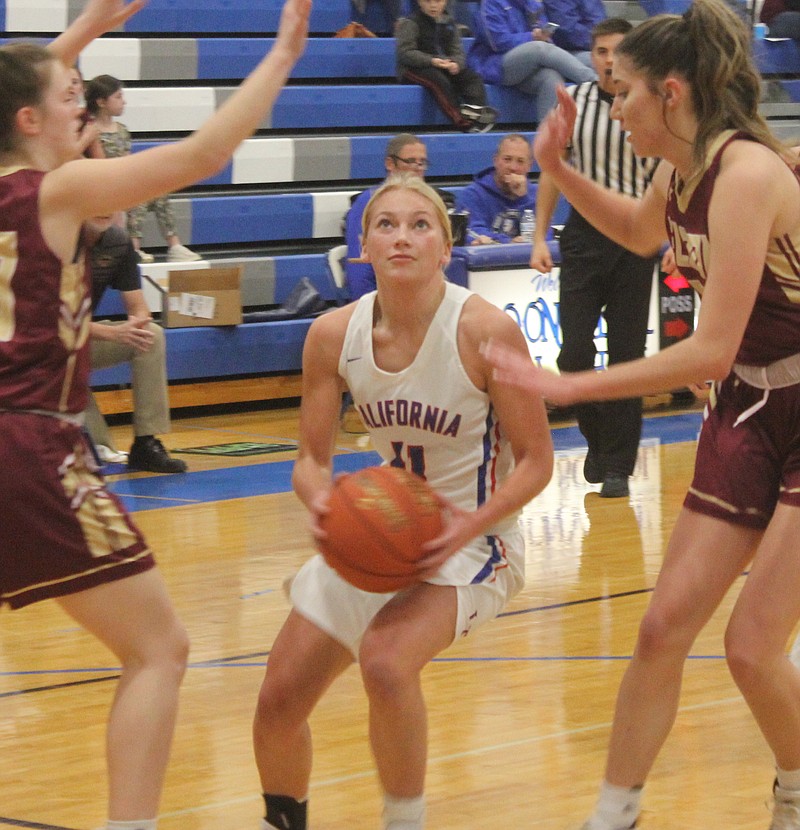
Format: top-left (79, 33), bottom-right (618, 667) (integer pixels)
top-left (0, 401), bottom-right (784, 830)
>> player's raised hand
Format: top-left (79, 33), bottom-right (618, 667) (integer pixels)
top-left (274, 0), bottom-right (312, 62)
top-left (533, 85), bottom-right (576, 174)
top-left (80, 0), bottom-right (148, 30)
top-left (49, 0), bottom-right (147, 65)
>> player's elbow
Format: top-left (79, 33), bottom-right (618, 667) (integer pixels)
top-left (703, 354), bottom-right (736, 382)
top-left (692, 337), bottom-right (737, 382)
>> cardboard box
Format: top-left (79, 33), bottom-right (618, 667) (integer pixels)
top-left (161, 266), bottom-right (243, 328)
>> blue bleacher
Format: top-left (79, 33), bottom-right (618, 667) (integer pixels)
top-left (91, 320), bottom-right (314, 387)
top-left (135, 183), bottom-right (570, 250)
top-left (1, 0), bottom-right (405, 35)
top-left (202, 37), bottom-right (399, 80)
top-left (755, 38), bottom-right (800, 75)
top-left (4, 32), bottom-right (797, 82)
top-left (111, 84), bottom-right (536, 133)
top-left (130, 132), bottom-right (536, 188)
top-left (117, 0), bottom-right (369, 34)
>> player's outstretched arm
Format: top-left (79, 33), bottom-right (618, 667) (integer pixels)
top-left (49, 0), bottom-right (148, 66)
top-left (46, 0), bottom-right (311, 224)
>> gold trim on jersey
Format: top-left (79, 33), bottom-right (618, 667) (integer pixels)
top-left (0, 231), bottom-right (18, 342)
top-left (686, 485), bottom-right (770, 522)
top-left (0, 164), bottom-right (27, 178)
top-left (1, 548), bottom-right (153, 604)
top-left (672, 130), bottom-right (737, 212)
top-left (771, 235), bottom-right (800, 305)
top-left (59, 441), bottom-right (143, 558)
top-left (58, 256), bottom-right (91, 412)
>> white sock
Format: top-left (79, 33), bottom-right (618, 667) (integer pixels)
top-left (106, 821), bottom-right (157, 830)
top-left (592, 780), bottom-right (642, 829)
top-left (382, 793), bottom-right (425, 830)
top-left (777, 766), bottom-right (800, 792)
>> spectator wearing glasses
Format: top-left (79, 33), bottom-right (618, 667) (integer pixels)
top-left (455, 133), bottom-right (537, 244)
top-left (344, 133), bottom-right (454, 299)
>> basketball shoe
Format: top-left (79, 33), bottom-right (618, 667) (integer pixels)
top-left (459, 104), bottom-right (498, 133)
top-left (128, 436), bottom-right (187, 474)
top-left (770, 781), bottom-right (800, 829)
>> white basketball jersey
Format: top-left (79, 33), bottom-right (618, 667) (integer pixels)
top-left (339, 282), bottom-right (520, 585)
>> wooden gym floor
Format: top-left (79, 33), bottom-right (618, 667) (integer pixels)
top-left (0, 399), bottom-right (782, 830)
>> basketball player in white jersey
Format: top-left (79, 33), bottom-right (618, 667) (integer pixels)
top-left (251, 174), bottom-right (554, 830)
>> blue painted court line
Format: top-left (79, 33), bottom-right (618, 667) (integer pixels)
top-left (111, 449), bottom-right (381, 512)
top-left (551, 410), bottom-right (700, 451)
top-left (110, 411), bottom-right (703, 513)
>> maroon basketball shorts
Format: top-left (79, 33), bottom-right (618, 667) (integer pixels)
top-left (685, 374), bottom-right (800, 529)
top-left (0, 412), bottom-right (154, 609)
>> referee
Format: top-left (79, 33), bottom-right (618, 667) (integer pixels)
top-left (531, 17), bottom-right (659, 498)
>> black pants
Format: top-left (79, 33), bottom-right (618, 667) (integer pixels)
top-left (400, 65), bottom-right (487, 128)
top-left (556, 211), bottom-right (657, 478)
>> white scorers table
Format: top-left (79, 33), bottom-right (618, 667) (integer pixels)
top-left (445, 242), bottom-right (686, 372)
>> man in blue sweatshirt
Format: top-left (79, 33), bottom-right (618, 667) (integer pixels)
top-left (455, 133), bottom-right (537, 244)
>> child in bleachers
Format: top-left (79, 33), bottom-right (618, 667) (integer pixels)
top-left (396, 0), bottom-right (497, 132)
top-left (85, 74), bottom-right (201, 264)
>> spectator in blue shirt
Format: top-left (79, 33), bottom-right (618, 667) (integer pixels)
top-left (467, 0), bottom-right (595, 123)
top-left (543, 0), bottom-right (607, 66)
top-left (455, 134), bottom-right (537, 244)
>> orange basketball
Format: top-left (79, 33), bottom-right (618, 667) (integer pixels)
top-left (319, 466), bottom-right (444, 593)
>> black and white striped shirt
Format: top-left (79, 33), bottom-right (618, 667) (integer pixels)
top-left (568, 81), bottom-right (658, 198)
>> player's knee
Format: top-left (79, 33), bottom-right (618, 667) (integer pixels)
top-left (636, 605), bottom-right (687, 661)
top-left (359, 641), bottom-right (410, 701)
top-left (125, 616), bottom-right (188, 683)
top-left (255, 671), bottom-right (305, 726)
top-left (160, 617), bottom-right (190, 680)
top-left (724, 622), bottom-right (773, 691)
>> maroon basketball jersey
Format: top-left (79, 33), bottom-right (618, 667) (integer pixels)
top-left (665, 130), bottom-right (800, 366)
top-left (0, 166), bottom-right (91, 414)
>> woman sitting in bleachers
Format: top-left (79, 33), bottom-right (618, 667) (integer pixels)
top-left (467, 0), bottom-right (596, 124)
